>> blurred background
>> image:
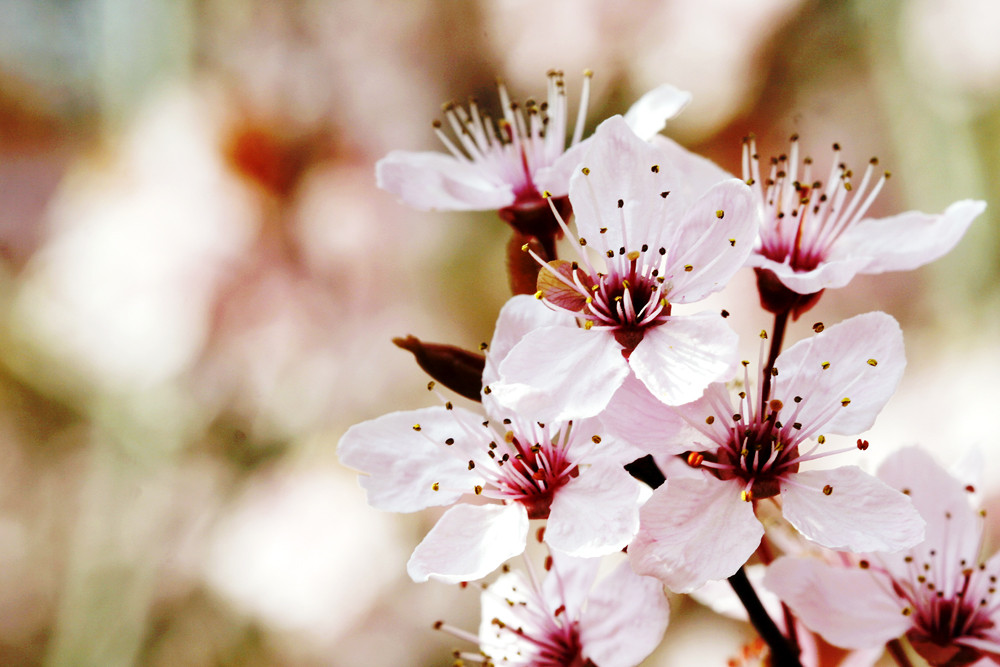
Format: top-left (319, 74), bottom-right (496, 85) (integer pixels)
top-left (0, 0), bottom-right (998, 665)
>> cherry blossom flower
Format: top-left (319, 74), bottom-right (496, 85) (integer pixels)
top-left (490, 115), bottom-right (758, 421)
top-left (376, 70), bottom-right (691, 217)
top-left (627, 311), bottom-right (925, 593)
top-left (437, 552), bottom-right (669, 667)
top-left (337, 296), bottom-right (643, 584)
top-left (741, 136), bottom-right (985, 314)
top-left (764, 446), bottom-right (1000, 666)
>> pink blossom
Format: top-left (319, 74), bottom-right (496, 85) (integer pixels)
top-left (627, 312), bottom-right (924, 593)
top-left (438, 552), bottom-right (669, 667)
top-left (764, 446), bottom-right (1000, 666)
top-left (376, 70), bottom-right (691, 215)
top-left (490, 115), bottom-right (758, 421)
top-left (741, 136), bottom-right (984, 302)
top-left (337, 296), bottom-right (643, 583)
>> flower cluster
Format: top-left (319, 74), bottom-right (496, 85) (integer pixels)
top-left (340, 70), bottom-right (987, 666)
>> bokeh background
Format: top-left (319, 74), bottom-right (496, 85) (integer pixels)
top-left (1, 0), bottom-right (999, 665)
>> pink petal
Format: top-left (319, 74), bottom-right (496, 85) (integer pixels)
top-left (876, 446), bottom-right (983, 570)
top-left (628, 477), bottom-right (763, 593)
top-left (622, 83), bottom-right (692, 140)
top-left (406, 503), bottom-right (528, 583)
top-left (492, 325), bottom-right (629, 422)
top-left (763, 556), bottom-right (911, 649)
top-left (773, 311), bottom-right (905, 437)
top-left (746, 252), bottom-right (870, 294)
top-left (532, 140), bottom-right (589, 197)
top-left (567, 116), bottom-right (689, 251)
top-left (337, 406), bottom-right (485, 512)
top-left (781, 466), bottom-right (925, 552)
top-left (542, 551), bottom-right (602, 621)
top-left (650, 134), bottom-right (733, 200)
top-left (629, 312), bottom-right (739, 406)
top-left (661, 178), bottom-right (758, 303)
top-left (546, 461), bottom-right (641, 557)
top-left (482, 295), bottom-right (575, 387)
top-left (599, 375), bottom-right (696, 455)
top-left (689, 564), bottom-right (782, 625)
top-left (580, 561), bottom-right (670, 667)
top-left (839, 199), bottom-right (986, 275)
top-left (376, 149), bottom-right (514, 211)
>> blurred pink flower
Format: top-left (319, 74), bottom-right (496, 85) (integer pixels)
top-left (337, 297), bottom-right (643, 584)
top-left (627, 312), bottom-right (924, 593)
top-left (490, 116), bottom-right (757, 421)
top-left (376, 71), bottom-right (690, 215)
top-left (439, 552), bottom-right (669, 667)
top-left (765, 446), bottom-right (1000, 666)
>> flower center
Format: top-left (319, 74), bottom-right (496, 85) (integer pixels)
top-left (743, 135), bottom-right (889, 273)
top-left (533, 245), bottom-right (673, 354)
top-left (433, 69), bottom-right (592, 201)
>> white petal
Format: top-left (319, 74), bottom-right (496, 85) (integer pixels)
top-left (650, 134), bottom-right (733, 200)
top-left (628, 477), bottom-right (763, 593)
top-left (662, 178), bottom-right (758, 303)
top-left (781, 466), bottom-right (925, 552)
top-left (492, 325), bottom-right (628, 422)
top-left (376, 150), bottom-right (514, 211)
top-left (773, 311), bottom-right (905, 436)
top-left (546, 462), bottom-right (641, 557)
top-left (839, 199), bottom-right (986, 275)
top-left (629, 313), bottom-right (739, 406)
top-left (568, 116), bottom-right (689, 252)
top-left (763, 557), bottom-right (911, 649)
top-left (532, 140), bottom-right (590, 197)
top-left (337, 406), bottom-right (485, 512)
top-left (406, 503), bottom-right (528, 583)
top-left (622, 83), bottom-right (692, 140)
top-left (579, 561), bottom-right (670, 667)
top-left (483, 294), bottom-right (575, 387)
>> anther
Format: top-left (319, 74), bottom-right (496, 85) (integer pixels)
top-left (412, 424), bottom-right (422, 431)
top-left (591, 435), bottom-right (602, 443)
top-left (716, 210), bottom-right (724, 219)
top-left (823, 485), bottom-right (834, 495)
top-left (706, 415), bottom-right (715, 424)
top-left (821, 361), bottom-right (830, 370)
top-left (687, 452), bottom-right (704, 467)
top-left (721, 309), bottom-right (730, 318)
top-left (651, 165), bottom-right (659, 173)
top-left (857, 439), bottom-right (869, 450)
top-left (617, 199), bottom-right (624, 208)
top-left (841, 397), bottom-right (851, 406)
top-left (813, 322), bottom-right (825, 333)
top-left (867, 359), bottom-right (878, 366)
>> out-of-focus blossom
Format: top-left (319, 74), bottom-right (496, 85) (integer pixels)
top-left (627, 312), bottom-right (924, 593)
top-left (338, 297), bottom-right (643, 583)
top-left (741, 136), bottom-right (984, 313)
top-left (376, 71), bottom-right (690, 219)
top-left (765, 447), bottom-right (1000, 666)
top-left (491, 116), bottom-right (756, 421)
top-left (204, 467), bottom-right (407, 642)
top-left (903, 0), bottom-right (1000, 99)
top-left (439, 552), bottom-right (669, 667)
top-left (11, 87), bottom-right (259, 393)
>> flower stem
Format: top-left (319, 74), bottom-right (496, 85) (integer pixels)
top-left (760, 310), bottom-right (789, 405)
top-left (727, 566), bottom-right (802, 667)
top-left (886, 639), bottom-right (914, 667)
